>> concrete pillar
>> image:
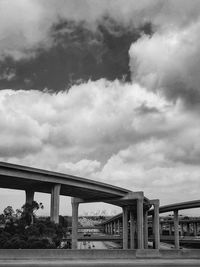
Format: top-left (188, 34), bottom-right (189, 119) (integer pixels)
top-left (50, 184), bottom-right (61, 224)
top-left (130, 210), bottom-right (135, 249)
top-left (169, 223), bottom-right (172, 235)
top-left (25, 189), bottom-right (35, 204)
top-left (114, 221), bottom-right (116, 234)
top-left (137, 198), bottom-right (144, 249)
top-left (71, 197), bottom-right (79, 249)
top-left (186, 223), bottom-right (190, 235)
top-left (106, 224), bottom-right (108, 234)
top-left (160, 222), bottom-right (163, 235)
top-left (174, 210), bottom-right (179, 249)
top-left (122, 206), bottom-right (129, 249)
top-left (143, 209), bottom-right (148, 249)
top-left (180, 223), bottom-right (184, 236)
top-left (153, 200), bottom-right (160, 249)
top-left (110, 222), bottom-right (113, 235)
top-left (117, 219), bottom-right (120, 235)
top-left (194, 222), bottom-right (197, 236)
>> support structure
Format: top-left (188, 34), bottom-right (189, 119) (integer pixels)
top-left (137, 196), bottom-right (144, 249)
top-left (143, 209), bottom-right (148, 249)
top-left (130, 210), bottom-right (135, 249)
top-left (71, 197), bottom-right (79, 249)
top-left (122, 206), bottom-right (129, 249)
top-left (194, 222), bottom-right (197, 236)
top-left (151, 199), bottom-right (160, 249)
top-left (50, 184), bottom-right (61, 224)
top-left (117, 219), bottom-right (120, 234)
top-left (25, 189), bottom-right (35, 204)
top-left (174, 209), bottom-right (179, 249)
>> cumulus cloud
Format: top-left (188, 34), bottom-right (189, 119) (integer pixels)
top-left (94, 138), bottom-right (200, 205)
top-left (129, 21), bottom-right (200, 105)
top-left (1, 78), bottom-right (200, 205)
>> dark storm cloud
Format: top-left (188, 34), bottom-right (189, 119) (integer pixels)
top-left (0, 18), bottom-right (152, 91)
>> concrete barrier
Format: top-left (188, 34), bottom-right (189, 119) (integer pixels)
top-left (0, 249), bottom-right (200, 260)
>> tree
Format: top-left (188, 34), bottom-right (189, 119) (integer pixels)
top-left (21, 201), bottom-right (44, 225)
top-left (3, 206), bottom-right (14, 220)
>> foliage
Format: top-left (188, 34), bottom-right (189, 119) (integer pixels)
top-left (0, 202), bottom-right (67, 249)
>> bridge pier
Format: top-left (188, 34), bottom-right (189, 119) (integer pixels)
top-left (130, 210), bottom-right (135, 249)
top-left (122, 206), bottom-right (129, 249)
top-left (137, 196), bottom-right (144, 249)
top-left (143, 209), bottom-right (148, 249)
top-left (194, 222), bottom-right (197, 236)
top-left (50, 184), bottom-right (61, 224)
top-left (71, 197), bottom-right (79, 249)
top-left (174, 209), bottom-right (179, 249)
top-left (117, 219), bottom-right (120, 234)
top-left (152, 200), bottom-right (160, 249)
top-left (25, 189), bottom-right (35, 204)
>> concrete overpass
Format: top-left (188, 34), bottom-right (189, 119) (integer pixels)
top-left (102, 200), bottom-right (200, 250)
top-left (0, 162), bottom-right (160, 250)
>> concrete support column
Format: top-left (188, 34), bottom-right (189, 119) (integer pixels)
top-left (169, 223), bottom-right (172, 235)
top-left (153, 200), bottom-right (160, 249)
top-left (137, 197), bottom-right (144, 249)
top-left (117, 219), bottom-right (120, 235)
top-left (180, 223), bottom-right (184, 236)
top-left (50, 184), bottom-right (61, 224)
top-left (194, 222), bottom-right (197, 236)
top-left (122, 206), bottom-right (129, 249)
top-left (130, 210), bottom-right (135, 249)
top-left (174, 209), bottom-right (179, 249)
top-left (160, 222), bottom-right (163, 235)
top-left (110, 222), bottom-right (113, 235)
top-left (71, 197), bottom-right (79, 249)
top-left (114, 221), bottom-right (116, 234)
top-left (143, 209), bottom-right (148, 249)
top-left (187, 223), bottom-right (190, 235)
top-left (25, 189), bottom-right (35, 204)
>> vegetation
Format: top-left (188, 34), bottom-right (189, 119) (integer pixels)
top-left (0, 202), bottom-right (67, 249)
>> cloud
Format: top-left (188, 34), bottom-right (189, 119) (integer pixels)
top-left (1, 78), bottom-right (200, 205)
top-left (0, 80), bottom-right (167, 164)
top-left (1, 0), bottom-right (200, 61)
top-left (94, 139), bottom-right (200, 205)
top-left (129, 20), bottom-right (200, 105)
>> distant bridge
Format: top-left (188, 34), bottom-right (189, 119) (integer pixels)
top-left (102, 199), bottom-right (200, 250)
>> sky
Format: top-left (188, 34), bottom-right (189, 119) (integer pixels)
top-left (0, 0), bottom-right (200, 216)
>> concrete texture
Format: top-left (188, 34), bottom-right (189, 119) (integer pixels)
top-left (0, 249), bottom-right (200, 260)
top-left (1, 259), bottom-right (200, 267)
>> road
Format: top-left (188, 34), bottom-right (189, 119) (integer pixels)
top-left (78, 241), bottom-right (121, 249)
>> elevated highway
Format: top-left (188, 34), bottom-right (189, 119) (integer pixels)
top-left (0, 162), bottom-right (155, 250)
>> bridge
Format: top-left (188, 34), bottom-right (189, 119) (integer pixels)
top-left (0, 161), bottom-right (200, 266)
top-left (102, 200), bottom-right (200, 250)
top-left (0, 162), bottom-right (158, 250)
